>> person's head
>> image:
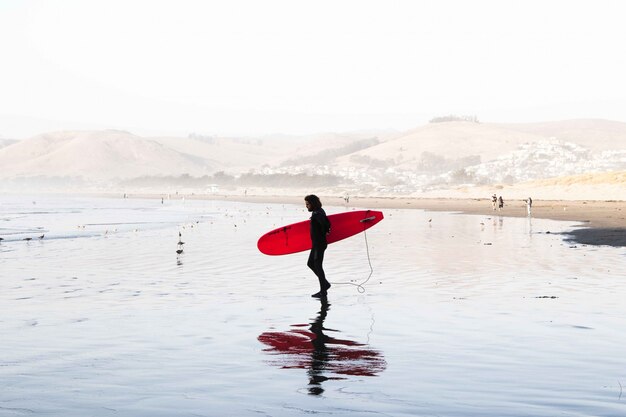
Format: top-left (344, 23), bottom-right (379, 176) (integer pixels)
top-left (304, 194), bottom-right (322, 212)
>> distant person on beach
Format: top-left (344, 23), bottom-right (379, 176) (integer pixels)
top-left (305, 194), bottom-right (331, 298)
top-left (498, 196), bottom-right (504, 211)
top-left (526, 197), bottom-right (533, 216)
top-left (492, 194), bottom-right (497, 211)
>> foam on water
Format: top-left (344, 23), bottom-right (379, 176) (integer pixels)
top-left (1, 194), bottom-right (625, 416)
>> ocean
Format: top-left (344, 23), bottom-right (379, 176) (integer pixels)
top-left (1, 194), bottom-right (625, 416)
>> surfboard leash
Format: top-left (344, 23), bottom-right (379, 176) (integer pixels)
top-left (330, 214), bottom-right (376, 293)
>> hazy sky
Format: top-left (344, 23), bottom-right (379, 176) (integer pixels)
top-left (1, 0), bottom-right (625, 138)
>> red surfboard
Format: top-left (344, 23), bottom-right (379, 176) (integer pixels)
top-left (257, 210), bottom-right (384, 256)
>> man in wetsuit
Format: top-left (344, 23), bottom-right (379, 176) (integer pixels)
top-left (305, 194), bottom-right (331, 298)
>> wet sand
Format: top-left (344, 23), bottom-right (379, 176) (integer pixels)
top-left (139, 194), bottom-right (625, 247)
top-left (3, 195), bottom-right (626, 415)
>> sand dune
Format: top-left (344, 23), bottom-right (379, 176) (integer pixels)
top-left (413, 170), bottom-right (626, 201)
top-left (524, 170), bottom-right (626, 187)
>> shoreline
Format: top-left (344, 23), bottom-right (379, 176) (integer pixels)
top-left (124, 192), bottom-right (626, 247)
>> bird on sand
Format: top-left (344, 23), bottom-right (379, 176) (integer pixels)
top-left (176, 232), bottom-right (184, 254)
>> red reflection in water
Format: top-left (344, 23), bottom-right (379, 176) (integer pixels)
top-left (258, 299), bottom-right (386, 394)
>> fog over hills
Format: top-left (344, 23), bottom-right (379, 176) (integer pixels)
top-left (0, 119), bottom-right (624, 198)
top-left (0, 138), bottom-right (18, 149)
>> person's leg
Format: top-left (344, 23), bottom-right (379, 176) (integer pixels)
top-left (309, 246), bottom-right (330, 295)
top-left (314, 246), bottom-right (331, 292)
top-left (313, 247), bottom-right (325, 285)
top-left (307, 249), bottom-right (316, 274)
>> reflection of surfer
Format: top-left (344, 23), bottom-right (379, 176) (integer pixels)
top-left (305, 195), bottom-right (331, 298)
top-left (258, 299), bottom-right (386, 395)
top-left (308, 297), bottom-right (331, 395)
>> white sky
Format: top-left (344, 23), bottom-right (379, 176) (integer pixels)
top-left (1, 0), bottom-right (625, 138)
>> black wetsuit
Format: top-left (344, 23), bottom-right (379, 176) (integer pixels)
top-left (307, 209), bottom-right (331, 292)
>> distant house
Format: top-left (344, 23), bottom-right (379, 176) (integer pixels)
top-left (206, 184), bottom-right (219, 193)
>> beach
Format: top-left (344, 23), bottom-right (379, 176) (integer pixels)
top-left (2, 194), bottom-right (626, 416)
top-left (130, 193), bottom-right (626, 247)
top-left (3, 1), bottom-right (626, 414)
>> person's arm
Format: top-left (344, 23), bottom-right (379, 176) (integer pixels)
top-left (312, 212), bottom-right (331, 235)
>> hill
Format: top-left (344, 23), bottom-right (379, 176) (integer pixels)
top-left (335, 119), bottom-right (626, 171)
top-left (151, 130), bottom-right (393, 172)
top-left (0, 119), bottom-right (624, 198)
top-left (494, 119), bottom-right (626, 152)
top-left (0, 130), bottom-right (216, 181)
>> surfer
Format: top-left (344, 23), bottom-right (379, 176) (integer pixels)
top-left (305, 195), bottom-right (331, 298)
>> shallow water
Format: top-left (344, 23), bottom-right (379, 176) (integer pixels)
top-left (1, 195), bottom-right (625, 416)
